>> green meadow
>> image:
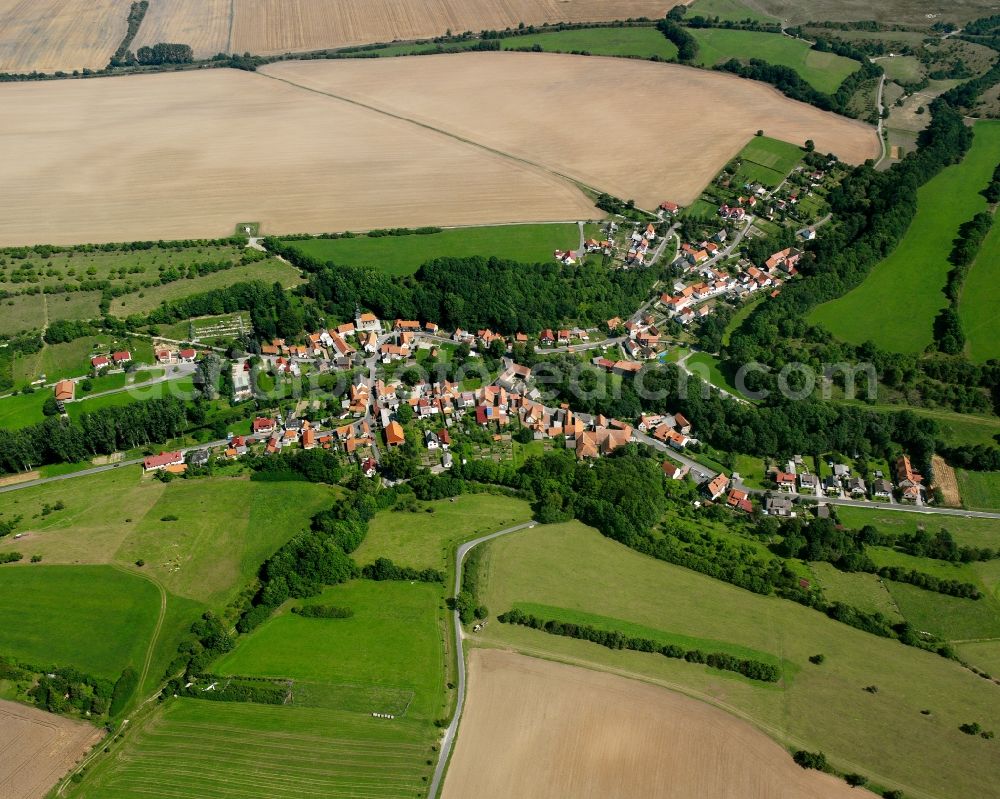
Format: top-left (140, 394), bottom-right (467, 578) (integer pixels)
top-left (733, 135), bottom-right (805, 186)
top-left (959, 207), bottom-right (1000, 363)
top-left (810, 121), bottom-right (1000, 352)
top-left (0, 565), bottom-right (160, 680)
top-left (283, 224), bottom-right (580, 277)
top-left (690, 28), bottom-right (860, 93)
top-left (833, 504), bottom-right (1000, 549)
top-left (956, 469), bottom-right (1000, 511)
top-left (476, 520), bottom-right (1000, 798)
top-left (501, 26), bottom-right (679, 59)
top-left (689, 0), bottom-right (779, 23)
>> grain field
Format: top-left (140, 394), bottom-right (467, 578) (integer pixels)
top-left (131, 0), bottom-right (233, 60)
top-left (230, 0), bottom-right (677, 56)
top-left (0, 699), bottom-right (103, 799)
top-left (263, 53), bottom-right (881, 208)
top-left (0, 69), bottom-right (596, 245)
top-left (443, 650), bottom-right (876, 799)
top-left (0, 0), bottom-right (129, 74)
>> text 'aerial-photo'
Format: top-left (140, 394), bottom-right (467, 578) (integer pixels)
top-left (1, 1), bottom-right (999, 798)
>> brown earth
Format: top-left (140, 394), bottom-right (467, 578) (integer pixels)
top-left (0, 0), bottom-right (129, 74)
top-left (444, 649), bottom-right (877, 799)
top-left (0, 699), bottom-right (103, 799)
top-left (932, 454), bottom-right (962, 507)
top-left (0, 68), bottom-right (596, 245)
top-left (263, 52), bottom-right (881, 208)
top-left (0, 471), bottom-right (39, 487)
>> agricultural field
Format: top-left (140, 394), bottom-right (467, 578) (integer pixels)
top-left (284, 224), bottom-right (580, 277)
top-left (732, 134), bottom-right (804, 187)
top-left (0, 68), bottom-right (595, 246)
top-left (0, 292), bottom-right (103, 337)
top-left (689, 0), bottom-right (778, 22)
top-left (262, 53), bottom-right (880, 209)
top-left (689, 28), bottom-right (861, 94)
top-left (0, 699), bottom-right (103, 799)
top-left (131, 0), bottom-right (233, 60)
top-left (833, 505), bottom-right (1000, 550)
top-left (476, 521), bottom-right (1000, 798)
top-left (959, 208), bottom-right (1000, 363)
top-left (354, 493), bottom-right (533, 572)
top-left (0, 565), bottom-right (159, 680)
top-left (956, 469), bottom-right (1000, 511)
top-left (444, 649), bottom-right (866, 799)
top-left (733, 0), bottom-right (1000, 26)
top-left (0, 0), bottom-right (127, 74)
top-left (501, 25), bottom-right (679, 59)
top-left (808, 562), bottom-right (903, 621)
top-left (809, 121), bottom-right (1000, 351)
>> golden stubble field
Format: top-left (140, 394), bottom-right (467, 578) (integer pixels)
top-left (132, 0), bottom-right (679, 60)
top-left (263, 53), bottom-right (881, 207)
top-left (0, 69), bottom-right (596, 245)
top-left (444, 650), bottom-right (876, 799)
top-left (0, 0), bottom-right (128, 74)
top-left (0, 699), bottom-right (103, 799)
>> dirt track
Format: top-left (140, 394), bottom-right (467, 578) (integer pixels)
top-left (443, 649), bottom-right (877, 799)
top-left (264, 53), bottom-right (881, 208)
top-left (0, 699), bottom-right (102, 799)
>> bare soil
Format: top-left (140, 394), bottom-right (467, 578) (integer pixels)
top-left (264, 53), bottom-right (880, 208)
top-left (0, 699), bottom-right (103, 799)
top-left (443, 649), bottom-right (877, 799)
top-left (0, 68), bottom-right (596, 245)
top-left (932, 454), bottom-right (962, 507)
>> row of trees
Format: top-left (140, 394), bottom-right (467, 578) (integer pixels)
top-left (935, 210), bottom-right (995, 354)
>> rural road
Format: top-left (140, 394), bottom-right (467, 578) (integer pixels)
top-left (428, 519), bottom-right (538, 799)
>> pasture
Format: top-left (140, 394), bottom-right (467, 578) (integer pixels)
top-left (733, 135), bottom-right (804, 186)
top-left (216, 580), bottom-right (446, 719)
top-left (444, 649), bottom-right (867, 799)
top-left (0, 292), bottom-right (103, 337)
top-left (959, 206), bottom-right (1000, 363)
top-left (262, 54), bottom-right (879, 209)
top-left (284, 224), bottom-right (580, 277)
top-left (0, 699), bottom-right (103, 799)
top-left (833, 504), bottom-right (1000, 550)
top-left (354, 493), bottom-right (533, 572)
top-left (502, 26), bottom-right (679, 59)
top-left (809, 121), bottom-right (1000, 352)
top-left (880, 55), bottom-right (924, 84)
top-left (0, 0), bottom-right (126, 74)
top-left (476, 520), bottom-right (1000, 798)
top-left (0, 565), bottom-right (159, 680)
top-left (956, 469), bottom-right (1000, 511)
top-left (0, 68), bottom-right (595, 245)
top-left (808, 562), bottom-right (904, 621)
top-left (690, 28), bottom-right (860, 94)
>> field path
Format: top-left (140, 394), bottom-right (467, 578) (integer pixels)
top-left (113, 564), bottom-right (167, 698)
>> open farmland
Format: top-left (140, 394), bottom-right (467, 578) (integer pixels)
top-left (689, 28), bottom-right (860, 94)
top-left (131, 0), bottom-right (233, 61)
top-left (501, 25), bottom-right (680, 59)
top-left (956, 469), bottom-right (1000, 511)
top-left (476, 521), bottom-right (1000, 798)
top-left (263, 53), bottom-right (879, 209)
top-left (960, 205), bottom-right (1000, 363)
top-left (722, 0), bottom-right (1000, 26)
top-left (809, 121), bottom-right (1000, 351)
top-left (444, 649), bottom-right (872, 799)
top-left (284, 224), bottom-right (579, 277)
top-left (0, 68), bottom-right (595, 246)
top-left (0, 0), bottom-right (128, 74)
top-left (0, 699), bottom-right (103, 799)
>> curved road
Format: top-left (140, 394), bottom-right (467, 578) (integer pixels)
top-left (428, 520), bottom-right (538, 799)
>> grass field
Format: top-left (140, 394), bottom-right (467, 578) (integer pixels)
top-left (354, 494), bottom-right (533, 572)
top-left (808, 562), bottom-right (904, 621)
top-left (690, 0), bottom-right (779, 22)
top-left (833, 505), bottom-right (1000, 550)
top-left (12, 335), bottom-right (154, 387)
top-left (733, 135), bottom-right (804, 187)
top-left (0, 565), bottom-right (159, 680)
top-left (880, 55), bottom-right (923, 84)
top-left (810, 121), bottom-right (1000, 351)
top-left (959, 206), bottom-right (1000, 363)
top-left (501, 26), bottom-right (678, 60)
top-left (741, 0), bottom-right (999, 26)
top-left (0, 292), bottom-right (103, 336)
top-left (686, 351), bottom-right (743, 395)
top-left (689, 28), bottom-right (860, 94)
top-left (283, 224), bottom-right (580, 277)
top-left (956, 469), bottom-right (1000, 511)
top-left (476, 520), bottom-right (1000, 798)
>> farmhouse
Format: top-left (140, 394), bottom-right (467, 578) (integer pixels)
top-left (112, 350), bottom-right (132, 365)
top-left (143, 451), bottom-right (184, 472)
top-left (91, 355), bottom-right (110, 369)
top-left (53, 379), bottom-right (75, 403)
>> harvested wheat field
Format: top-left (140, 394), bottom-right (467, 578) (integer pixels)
top-left (0, 699), bottom-right (103, 799)
top-left (0, 69), bottom-right (595, 245)
top-left (444, 650), bottom-right (875, 799)
top-left (231, 0), bottom-right (677, 57)
top-left (932, 455), bottom-right (962, 507)
top-left (132, 0), bottom-right (233, 60)
top-left (263, 53), bottom-right (881, 208)
top-left (0, 0), bottom-right (129, 74)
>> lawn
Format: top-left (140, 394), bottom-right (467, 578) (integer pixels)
top-left (810, 121), bottom-right (1000, 352)
top-left (690, 28), bottom-right (860, 94)
top-left (0, 390), bottom-right (48, 430)
top-left (833, 504), bottom-right (1000, 550)
top-left (216, 580), bottom-right (446, 720)
top-left (68, 697), bottom-right (436, 799)
top-left (686, 350), bottom-right (742, 395)
top-left (731, 452), bottom-right (768, 488)
top-left (0, 565), bottom-right (160, 680)
top-left (956, 469), bottom-right (1000, 511)
top-left (66, 376), bottom-right (196, 419)
top-left (476, 520), bottom-right (1000, 798)
top-left (959, 204), bottom-right (1000, 363)
top-left (501, 26), bottom-right (679, 60)
top-left (354, 493), bottom-right (533, 573)
top-left (282, 224), bottom-right (580, 277)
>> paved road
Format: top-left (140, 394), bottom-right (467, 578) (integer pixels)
top-left (428, 520), bottom-right (538, 799)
